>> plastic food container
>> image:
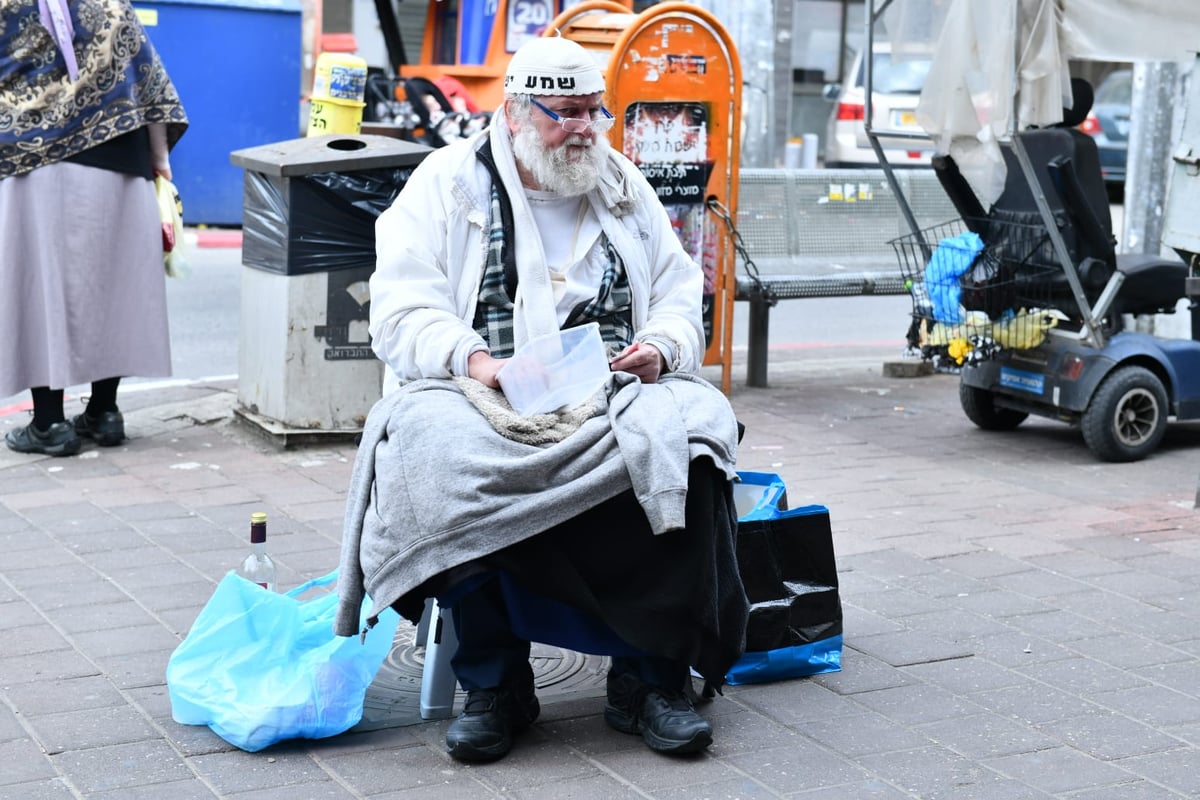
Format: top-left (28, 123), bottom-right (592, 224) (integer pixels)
top-left (497, 323), bottom-right (610, 416)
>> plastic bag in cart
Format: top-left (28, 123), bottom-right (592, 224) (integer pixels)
top-left (925, 230), bottom-right (984, 323)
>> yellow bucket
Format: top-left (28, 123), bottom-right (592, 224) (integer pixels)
top-left (307, 52), bottom-right (367, 137)
top-left (307, 97), bottom-right (365, 136)
top-left (312, 52), bottom-right (368, 103)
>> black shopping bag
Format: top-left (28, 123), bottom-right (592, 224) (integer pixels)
top-left (727, 504), bottom-right (843, 684)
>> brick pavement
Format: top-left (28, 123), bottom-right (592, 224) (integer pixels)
top-left (2, 348), bottom-right (1199, 799)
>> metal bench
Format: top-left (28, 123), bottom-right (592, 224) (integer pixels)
top-left (729, 168), bottom-right (959, 386)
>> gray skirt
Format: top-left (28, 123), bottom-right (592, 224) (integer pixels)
top-left (0, 161), bottom-right (172, 397)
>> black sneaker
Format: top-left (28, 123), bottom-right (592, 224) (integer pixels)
top-left (445, 682), bottom-right (540, 763)
top-left (604, 670), bottom-right (713, 755)
top-left (73, 410), bottom-right (125, 447)
top-left (5, 421), bottom-right (81, 457)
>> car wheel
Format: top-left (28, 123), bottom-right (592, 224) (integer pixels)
top-left (1080, 366), bottom-right (1167, 462)
top-left (959, 382), bottom-right (1028, 431)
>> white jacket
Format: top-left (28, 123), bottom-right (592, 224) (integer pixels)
top-left (369, 120), bottom-right (705, 387)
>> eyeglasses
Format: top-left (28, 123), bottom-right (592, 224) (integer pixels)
top-left (530, 98), bottom-right (615, 134)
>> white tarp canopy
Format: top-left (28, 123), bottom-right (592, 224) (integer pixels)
top-left (889, 0), bottom-right (1200, 206)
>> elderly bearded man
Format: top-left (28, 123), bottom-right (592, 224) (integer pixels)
top-left (336, 35), bottom-right (748, 763)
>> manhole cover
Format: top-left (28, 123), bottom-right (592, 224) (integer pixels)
top-left (359, 621), bottom-right (610, 731)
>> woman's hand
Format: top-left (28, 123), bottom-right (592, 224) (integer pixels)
top-left (149, 123), bottom-right (172, 180)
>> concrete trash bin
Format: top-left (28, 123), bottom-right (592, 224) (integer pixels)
top-left (230, 134), bottom-right (432, 441)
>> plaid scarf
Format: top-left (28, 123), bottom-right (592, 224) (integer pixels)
top-left (472, 144), bottom-right (633, 358)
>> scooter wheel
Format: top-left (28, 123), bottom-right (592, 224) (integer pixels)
top-left (1080, 365), bottom-right (1167, 462)
top-left (959, 383), bottom-right (1028, 431)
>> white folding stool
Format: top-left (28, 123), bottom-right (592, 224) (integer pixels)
top-left (415, 598), bottom-right (459, 719)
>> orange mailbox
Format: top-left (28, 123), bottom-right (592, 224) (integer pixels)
top-left (554, 2), bottom-right (742, 393)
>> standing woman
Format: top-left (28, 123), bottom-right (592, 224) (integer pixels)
top-left (1, 0), bottom-right (188, 455)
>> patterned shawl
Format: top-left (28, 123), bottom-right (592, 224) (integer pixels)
top-left (0, 0), bottom-right (188, 180)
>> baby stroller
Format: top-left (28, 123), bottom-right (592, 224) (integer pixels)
top-left (366, 73), bottom-right (490, 148)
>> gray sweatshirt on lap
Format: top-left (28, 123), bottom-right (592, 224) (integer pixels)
top-left (334, 371), bottom-right (739, 638)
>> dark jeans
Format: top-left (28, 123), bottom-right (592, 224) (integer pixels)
top-left (448, 573), bottom-right (687, 692)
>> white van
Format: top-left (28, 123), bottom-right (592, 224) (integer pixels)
top-left (823, 44), bottom-right (934, 168)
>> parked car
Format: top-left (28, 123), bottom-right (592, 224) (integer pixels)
top-left (823, 44), bottom-right (934, 168)
top-left (1079, 68), bottom-right (1130, 198)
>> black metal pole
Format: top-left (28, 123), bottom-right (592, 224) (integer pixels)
top-left (747, 296), bottom-right (770, 388)
top-left (373, 0), bottom-right (408, 72)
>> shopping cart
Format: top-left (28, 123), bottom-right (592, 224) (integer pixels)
top-left (891, 218), bottom-right (1065, 368)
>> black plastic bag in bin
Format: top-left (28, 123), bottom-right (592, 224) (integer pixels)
top-left (305, 169), bottom-right (412, 218)
top-left (241, 166), bottom-right (415, 277)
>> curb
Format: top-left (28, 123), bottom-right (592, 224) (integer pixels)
top-left (193, 228), bottom-right (243, 248)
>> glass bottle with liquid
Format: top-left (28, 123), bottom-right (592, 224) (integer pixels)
top-left (237, 511), bottom-right (276, 591)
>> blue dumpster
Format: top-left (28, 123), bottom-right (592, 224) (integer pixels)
top-left (133, 0), bottom-right (303, 225)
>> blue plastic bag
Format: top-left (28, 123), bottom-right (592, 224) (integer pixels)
top-left (166, 569), bottom-right (399, 752)
top-left (726, 475), bottom-right (843, 685)
top-left (925, 231), bottom-right (984, 323)
top-left (733, 471), bottom-right (789, 522)
top-left (725, 635), bottom-right (844, 684)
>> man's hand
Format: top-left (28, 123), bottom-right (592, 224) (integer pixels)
top-left (609, 342), bottom-right (666, 384)
top-left (467, 350), bottom-right (508, 388)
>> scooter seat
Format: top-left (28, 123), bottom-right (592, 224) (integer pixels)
top-left (1113, 253), bottom-right (1189, 316)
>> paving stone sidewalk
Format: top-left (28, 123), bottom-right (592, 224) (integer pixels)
top-left (2, 350), bottom-right (1199, 799)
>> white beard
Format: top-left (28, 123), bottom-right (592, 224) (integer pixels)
top-left (512, 123), bottom-right (610, 197)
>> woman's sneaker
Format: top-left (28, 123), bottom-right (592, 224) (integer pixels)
top-left (5, 422), bottom-right (81, 457)
top-left (73, 410), bottom-right (125, 447)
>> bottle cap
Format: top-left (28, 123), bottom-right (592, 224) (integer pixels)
top-left (249, 511), bottom-right (267, 544)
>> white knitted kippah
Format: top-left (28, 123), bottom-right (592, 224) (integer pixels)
top-left (504, 36), bottom-right (606, 97)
